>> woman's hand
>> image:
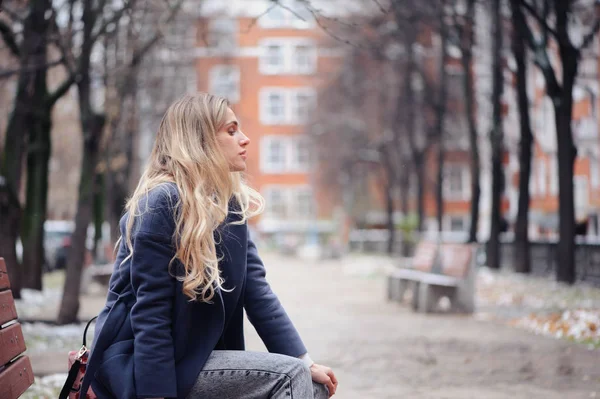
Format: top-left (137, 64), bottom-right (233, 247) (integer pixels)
top-left (309, 363), bottom-right (338, 397)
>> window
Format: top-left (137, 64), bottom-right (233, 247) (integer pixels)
top-left (536, 159), bottom-right (547, 196)
top-left (292, 90), bottom-right (315, 123)
top-left (207, 18), bottom-right (237, 50)
top-left (591, 157), bottom-right (600, 189)
top-left (260, 89), bottom-right (287, 124)
top-left (264, 187), bottom-right (287, 218)
top-left (261, 135), bottom-right (311, 173)
top-left (262, 185), bottom-right (314, 219)
top-left (293, 44), bottom-right (316, 74)
top-left (259, 39), bottom-right (316, 75)
top-left (263, 44), bottom-right (285, 74)
top-left (260, 88), bottom-right (316, 125)
top-left (445, 165), bottom-right (469, 200)
top-left (574, 176), bottom-right (589, 219)
top-left (293, 137), bottom-right (310, 170)
top-left (209, 65), bottom-right (240, 103)
top-left (262, 137), bottom-right (287, 172)
top-left (448, 216), bottom-right (467, 232)
top-left (293, 187), bottom-right (314, 217)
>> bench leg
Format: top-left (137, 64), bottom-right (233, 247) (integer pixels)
top-left (411, 282), bottom-right (420, 311)
top-left (417, 283), bottom-right (438, 313)
top-left (387, 276), bottom-right (410, 303)
top-left (396, 279), bottom-right (408, 302)
top-left (451, 285), bottom-right (475, 313)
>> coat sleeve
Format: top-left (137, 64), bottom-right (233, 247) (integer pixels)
top-left (129, 194), bottom-right (178, 399)
top-left (244, 232), bottom-right (307, 357)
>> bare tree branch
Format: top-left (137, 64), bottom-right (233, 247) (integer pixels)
top-left (0, 19), bottom-right (19, 57)
top-left (580, 16), bottom-right (600, 51)
top-left (0, 4), bottom-right (24, 22)
top-left (519, 0), bottom-right (559, 39)
top-left (0, 57), bottom-right (64, 80)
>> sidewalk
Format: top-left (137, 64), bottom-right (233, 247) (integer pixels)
top-left (19, 252), bottom-right (600, 399)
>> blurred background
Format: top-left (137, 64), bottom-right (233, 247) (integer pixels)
top-left (1, 0), bottom-right (600, 398)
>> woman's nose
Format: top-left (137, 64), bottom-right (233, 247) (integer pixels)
top-left (240, 131), bottom-right (250, 146)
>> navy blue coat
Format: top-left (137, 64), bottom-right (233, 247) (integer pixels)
top-left (83, 184), bottom-right (307, 399)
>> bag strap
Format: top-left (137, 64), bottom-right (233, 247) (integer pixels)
top-left (58, 356), bottom-right (82, 399)
top-left (83, 316), bottom-right (98, 347)
top-left (58, 316), bottom-right (98, 399)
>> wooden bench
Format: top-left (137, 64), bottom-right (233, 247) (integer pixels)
top-left (0, 257), bottom-right (35, 398)
top-left (386, 241), bottom-right (476, 313)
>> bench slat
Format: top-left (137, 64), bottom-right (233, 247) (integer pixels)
top-left (0, 355), bottom-right (34, 399)
top-left (0, 290), bottom-right (18, 326)
top-left (391, 268), bottom-right (460, 287)
top-left (0, 323), bottom-right (27, 366)
top-left (0, 258), bottom-right (10, 291)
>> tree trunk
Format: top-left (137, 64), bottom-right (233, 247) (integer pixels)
top-left (511, 0), bottom-right (533, 274)
top-left (385, 175), bottom-right (395, 255)
top-left (0, 0), bottom-right (53, 292)
top-left (415, 152), bottom-right (426, 232)
top-left (555, 69), bottom-right (577, 283)
top-left (462, 0), bottom-right (480, 243)
top-left (21, 105), bottom-right (52, 289)
top-left (399, 171), bottom-right (411, 256)
top-left (487, 0), bottom-right (504, 269)
top-left (57, 113), bottom-right (105, 324)
top-left (0, 184), bottom-right (22, 299)
top-left (93, 171), bottom-right (105, 261)
top-left (58, 0), bottom-right (107, 324)
top-left (435, 4), bottom-right (449, 234)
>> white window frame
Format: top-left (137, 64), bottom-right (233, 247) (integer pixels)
top-left (292, 43), bottom-right (317, 74)
top-left (444, 165), bottom-right (470, 200)
top-left (261, 135), bottom-right (311, 173)
top-left (262, 185), bottom-right (288, 218)
top-left (290, 88), bottom-right (317, 124)
top-left (260, 88), bottom-right (287, 125)
top-left (260, 87), bottom-right (317, 125)
top-left (209, 65), bottom-right (241, 104)
top-left (290, 136), bottom-right (311, 172)
top-left (259, 38), bottom-right (317, 75)
top-left (260, 136), bottom-right (288, 173)
top-left (291, 186), bottom-right (315, 218)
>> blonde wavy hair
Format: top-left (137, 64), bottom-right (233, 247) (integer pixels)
top-left (121, 92), bottom-right (264, 302)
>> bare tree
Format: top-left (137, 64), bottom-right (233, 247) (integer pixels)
top-left (515, 0), bottom-right (600, 283)
top-left (487, 0), bottom-right (505, 270)
top-left (57, 0), bottom-right (185, 324)
top-left (0, 0), bottom-right (79, 292)
top-left (449, 0), bottom-right (481, 243)
top-left (510, 0), bottom-right (533, 274)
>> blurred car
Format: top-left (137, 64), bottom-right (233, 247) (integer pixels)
top-left (45, 220), bottom-right (75, 271)
top-left (15, 220), bottom-right (111, 272)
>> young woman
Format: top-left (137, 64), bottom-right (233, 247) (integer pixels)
top-left (80, 93), bottom-right (338, 399)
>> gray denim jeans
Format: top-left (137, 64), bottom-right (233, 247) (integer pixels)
top-left (186, 351), bottom-right (329, 399)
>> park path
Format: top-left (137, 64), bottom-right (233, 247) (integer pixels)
top-left (242, 253), bottom-right (599, 399)
top-left (21, 252), bottom-right (600, 398)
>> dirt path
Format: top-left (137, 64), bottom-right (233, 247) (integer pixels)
top-left (243, 253), bottom-right (600, 399)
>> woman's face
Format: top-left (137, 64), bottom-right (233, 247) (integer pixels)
top-left (216, 107), bottom-right (249, 172)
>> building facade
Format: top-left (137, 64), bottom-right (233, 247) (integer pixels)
top-left (195, 0), bottom-right (345, 245)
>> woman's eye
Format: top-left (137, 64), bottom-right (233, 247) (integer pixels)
top-left (228, 129), bottom-right (236, 135)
